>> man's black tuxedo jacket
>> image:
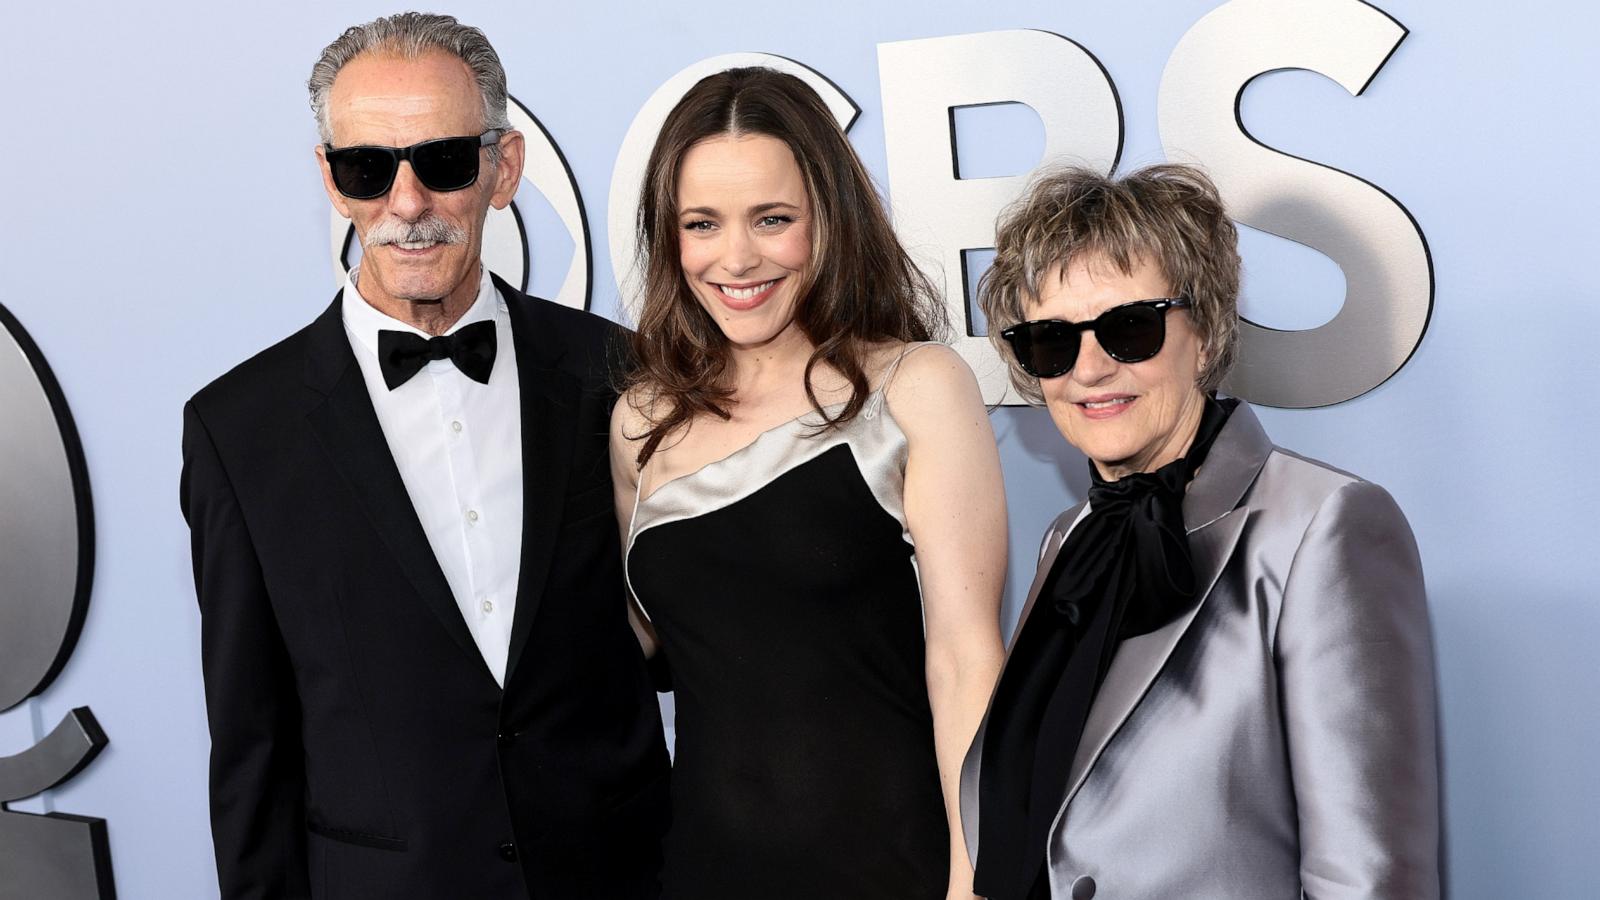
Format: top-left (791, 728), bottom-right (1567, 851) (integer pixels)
top-left (180, 276), bottom-right (669, 900)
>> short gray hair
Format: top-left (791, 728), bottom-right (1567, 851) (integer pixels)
top-left (979, 163), bottom-right (1241, 403)
top-left (308, 12), bottom-right (511, 161)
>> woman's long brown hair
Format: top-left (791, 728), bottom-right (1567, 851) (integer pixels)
top-left (626, 67), bottom-right (948, 468)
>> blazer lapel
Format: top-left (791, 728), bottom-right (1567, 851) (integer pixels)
top-left (1057, 401), bottom-right (1274, 808)
top-left (499, 280), bottom-right (579, 682)
top-left (301, 295), bottom-right (484, 666)
top-left (1057, 509), bottom-right (1247, 807)
top-left (964, 404), bottom-right (1276, 853)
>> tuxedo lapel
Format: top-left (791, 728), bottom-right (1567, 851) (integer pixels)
top-left (301, 295), bottom-right (485, 667)
top-left (499, 281), bottom-right (580, 682)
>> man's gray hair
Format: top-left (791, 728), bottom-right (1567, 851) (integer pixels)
top-left (308, 12), bottom-right (511, 160)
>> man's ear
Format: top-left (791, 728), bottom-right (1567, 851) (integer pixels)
top-left (488, 130), bottom-right (525, 211)
top-left (315, 144), bottom-right (354, 220)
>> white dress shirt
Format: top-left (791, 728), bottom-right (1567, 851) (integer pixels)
top-left (341, 266), bottom-right (523, 686)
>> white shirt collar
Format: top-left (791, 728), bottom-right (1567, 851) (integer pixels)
top-left (340, 265), bottom-right (498, 358)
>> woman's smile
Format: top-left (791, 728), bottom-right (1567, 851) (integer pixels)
top-left (1074, 393), bottom-right (1137, 419)
top-left (710, 277), bottom-right (785, 310)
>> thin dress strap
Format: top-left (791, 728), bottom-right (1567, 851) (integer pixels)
top-left (629, 457), bottom-right (647, 545)
top-left (623, 404), bottom-right (656, 617)
top-left (625, 464), bottom-right (652, 617)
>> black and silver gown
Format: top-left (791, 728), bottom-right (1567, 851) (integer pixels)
top-left (626, 366), bottom-right (949, 900)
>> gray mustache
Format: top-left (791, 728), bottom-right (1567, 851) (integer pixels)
top-left (365, 216), bottom-right (468, 247)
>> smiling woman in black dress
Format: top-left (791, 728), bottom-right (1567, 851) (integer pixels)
top-left (610, 67), bottom-right (1007, 900)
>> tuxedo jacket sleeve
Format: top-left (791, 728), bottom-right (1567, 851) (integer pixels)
top-left (181, 399), bottom-right (311, 900)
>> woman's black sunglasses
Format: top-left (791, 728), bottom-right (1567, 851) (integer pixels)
top-left (324, 129), bottom-right (503, 200)
top-left (1000, 297), bottom-right (1191, 378)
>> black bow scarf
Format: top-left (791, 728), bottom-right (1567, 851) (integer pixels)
top-left (974, 397), bottom-right (1235, 900)
top-left (377, 319), bottom-right (497, 390)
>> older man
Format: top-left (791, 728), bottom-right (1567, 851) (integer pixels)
top-left (180, 13), bottom-right (668, 899)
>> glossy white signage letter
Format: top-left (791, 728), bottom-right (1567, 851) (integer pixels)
top-left (878, 30), bottom-right (1123, 403)
top-left (1160, 0), bottom-right (1432, 407)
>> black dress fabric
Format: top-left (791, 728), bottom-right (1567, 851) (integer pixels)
top-left (628, 436), bottom-right (948, 900)
top-left (975, 396), bottom-right (1236, 900)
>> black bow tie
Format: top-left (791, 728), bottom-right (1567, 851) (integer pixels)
top-left (377, 320), bottom-right (497, 390)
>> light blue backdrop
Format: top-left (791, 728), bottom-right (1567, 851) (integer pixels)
top-left (2, 1), bottom-right (1595, 897)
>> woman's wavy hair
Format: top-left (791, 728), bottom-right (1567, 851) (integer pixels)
top-left (978, 163), bottom-right (1241, 404)
top-left (625, 67), bottom-right (948, 467)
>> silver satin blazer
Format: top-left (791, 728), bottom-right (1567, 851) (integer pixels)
top-left (961, 402), bottom-right (1440, 900)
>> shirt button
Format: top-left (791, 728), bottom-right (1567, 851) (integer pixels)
top-left (481, 599), bottom-right (494, 614)
top-left (1071, 875), bottom-right (1097, 899)
top-left (467, 509), bottom-right (479, 522)
top-left (498, 842), bottom-right (518, 862)
top-left (451, 420), bottom-right (463, 433)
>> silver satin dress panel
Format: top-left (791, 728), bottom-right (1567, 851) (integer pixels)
top-left (960, 402), bottom-right (1440, 900)
top-left (625, 350), bottom-right (924, 598)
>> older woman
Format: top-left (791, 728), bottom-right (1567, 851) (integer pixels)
top-left (612, 68), bottom-right (1006, 899)
top-left (960, 164), bottom-right (1439, 900)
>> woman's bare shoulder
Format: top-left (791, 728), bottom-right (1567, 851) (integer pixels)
top-left (873, 342), bottom-right (986, 445)
top-left (611, 383), bottom-right (664, 452)
top-left (879, 341), bottom-right (974, 399)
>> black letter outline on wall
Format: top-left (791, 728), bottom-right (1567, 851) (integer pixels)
top-left (0, 302), bottom-right (114, 899)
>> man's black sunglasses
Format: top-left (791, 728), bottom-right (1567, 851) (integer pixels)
top-left (1000, 297), bottom-right (1192, 378)
top-left (324, 129), bottom-right (503, 200)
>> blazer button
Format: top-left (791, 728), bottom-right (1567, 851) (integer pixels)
top-left (498, 842), bottom-right (518, 862)
top-left (496, 732), bottom-right (515, 747)
top-left (1071, 875), bottom-right (1096, 899)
